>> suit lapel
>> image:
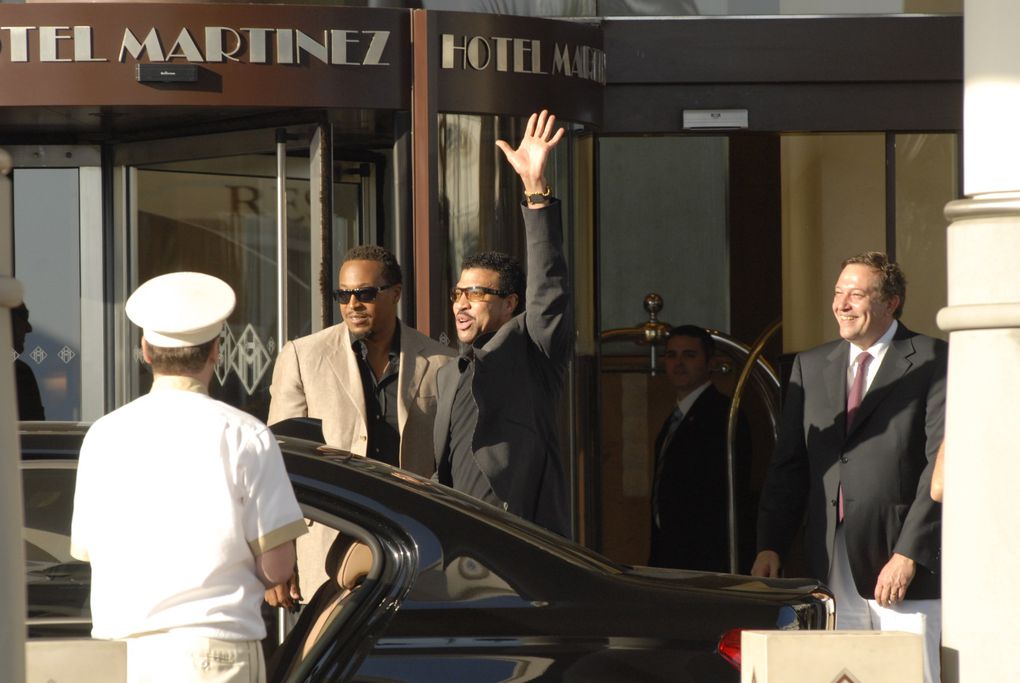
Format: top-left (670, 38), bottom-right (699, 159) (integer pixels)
top-left (323, 323), bottom-right (368, 427)
top-left (397, 324), bottom-right (429, 435)
top-left (433, 361), bottom-right (457, 460)
top-left (846, 327), bottom-right (915, 438)
top-left (825, 343), bottom-right (850, 437)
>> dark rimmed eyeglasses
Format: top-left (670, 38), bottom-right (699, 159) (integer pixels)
top-left (332, 284), bottom-right (395, 304)
top-left (450, 286), bottom-right (510, 303)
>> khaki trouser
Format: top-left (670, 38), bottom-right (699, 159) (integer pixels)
top-left (124, 633), bottom-right (265, 683)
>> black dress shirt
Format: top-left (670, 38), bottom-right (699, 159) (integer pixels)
top-left (439, 334), bottom-right (500, 506)
top-left (351, 327), bottom-right (400, 467)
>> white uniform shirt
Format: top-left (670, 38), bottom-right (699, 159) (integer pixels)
top-left (70, 376), bottom-right (307, 641)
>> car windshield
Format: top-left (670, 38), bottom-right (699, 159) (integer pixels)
top-left (23, 462), bottom-right (91, 622)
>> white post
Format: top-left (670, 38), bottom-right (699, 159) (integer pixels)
top-left (0, 146), bottom-right (27, 683)
top-left (937, 2), bottom-right (1020, 680)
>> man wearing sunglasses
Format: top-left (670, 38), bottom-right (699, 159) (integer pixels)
top-left (267, 245), bottom-right (455, 605)
top-left (269, 244), bottom-right (454, 474)
top-left (433, 110), bottom-right (570, 537)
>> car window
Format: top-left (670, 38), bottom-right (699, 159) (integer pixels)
top-left (23, 461), bottom-right (91, 632)
top-left (24, 464), bottom-right (78, 562)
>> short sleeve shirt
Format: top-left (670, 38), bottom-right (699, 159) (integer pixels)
top-left (70, 376), bottom-right (307, 641)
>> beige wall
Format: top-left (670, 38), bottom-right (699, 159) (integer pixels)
top-left (781, 134), bottom-right (885, 353)
top-left (781, 133), bottom-right (955, 353)
top-left (895, 133), bottom-right (956, 341)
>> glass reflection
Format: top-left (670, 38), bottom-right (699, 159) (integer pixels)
top-left (13, 169), bottom-right (82, 420)
top-left (132, 156), bottom-right (311, 419)
top-left (408, 554), bottom-right (524, 605)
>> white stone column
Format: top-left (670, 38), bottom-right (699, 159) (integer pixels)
top-left (0, 151), bottom-right (26, 683)
top-left (937, 2), bottom-right (1020, 681)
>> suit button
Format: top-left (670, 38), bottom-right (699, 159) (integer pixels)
top-left (840, 456), bottom-right (848, 463)
top-left (831, 499), bottom-right (837, 507)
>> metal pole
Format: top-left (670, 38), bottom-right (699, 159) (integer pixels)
top-left (276, 129), bottom-right (289, 350)
top-left (725, 318), bottom-right (782, 574)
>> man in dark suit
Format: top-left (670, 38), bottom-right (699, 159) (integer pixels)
top-left (433, 110), bottom-right (570, 537)
top-left (650, 325), bottom-right (751, 573)
top-left (752, 252), bottom-right (946, 683)
top-left (12, 303), bottom-right (45, 420)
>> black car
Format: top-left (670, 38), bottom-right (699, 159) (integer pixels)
top-left (22, 421), bottom-right (833, 682)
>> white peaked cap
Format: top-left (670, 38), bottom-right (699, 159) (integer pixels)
top-left (125, 272), bottom-right (236, 348)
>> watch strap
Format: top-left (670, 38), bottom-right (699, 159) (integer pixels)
top-left (525, 186), bottom-right (552, 205)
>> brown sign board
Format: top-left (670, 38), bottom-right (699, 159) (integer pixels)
top-left (0, 4), bottom-right (410, 108)
top-left (433, 11), bottom-right (604, 126)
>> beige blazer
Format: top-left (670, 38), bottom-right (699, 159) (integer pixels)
top-left (267, 321), bottom-right (454, 477)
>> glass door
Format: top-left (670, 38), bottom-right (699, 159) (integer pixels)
top-left (116, 125), bottom-right (379, 421)
top-left (5, 146), bottom-right (104, 421)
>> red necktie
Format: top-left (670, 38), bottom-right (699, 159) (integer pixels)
top-left (839, 352), bottom-right (873, 522)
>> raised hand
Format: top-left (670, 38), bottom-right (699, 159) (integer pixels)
top-left (496, 110), bottom-right (565, 194)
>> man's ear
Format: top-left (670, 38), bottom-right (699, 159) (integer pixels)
top-left (391, 283), bottom-right (403, 304)
top-left (506, 292), bottom-right (520, 316)
top-left (209, 337), bottom-right (221, 366)
top-left (141, 338), bottom-right (153, 364)
top-left (886, 295), bottom-right (902, 316)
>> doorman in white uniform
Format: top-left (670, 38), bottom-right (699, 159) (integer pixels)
top-left (70, 272), bottom-right (308, 683)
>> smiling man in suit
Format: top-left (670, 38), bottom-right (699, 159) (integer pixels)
top-left (267, 245), bottom-right (454, 605)
top-left (752, 252), bottom-right (946, 683)
top-left (269, 245), bottom-right (454, 474)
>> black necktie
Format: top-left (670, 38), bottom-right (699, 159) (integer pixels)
top-left (652, 407), bottom-right (683, 529)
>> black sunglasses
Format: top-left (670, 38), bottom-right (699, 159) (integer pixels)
top-left (332, 284), bottom-right (395, 304)
top-left (450, 286), bottom-right (510, 303)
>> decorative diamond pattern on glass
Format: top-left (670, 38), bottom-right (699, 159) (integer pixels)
top-left (30, 346), bottom-right (47, 364)
top-left (58, 346), bottom-right (76, 364)
top-left (229, 324), bottom-right (272, 396)
top-left (215, 326), bottom-right (236, 386)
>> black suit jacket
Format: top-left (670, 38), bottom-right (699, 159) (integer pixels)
top-left (650, 384), bottom-right (751, 572)
top-left (433, 200), bottom-right (571, 537)
top-left (758, 323), bottom-right (947, 599)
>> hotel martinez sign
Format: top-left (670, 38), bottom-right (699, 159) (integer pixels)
top-left (0, 4), bottom-right (603, 124)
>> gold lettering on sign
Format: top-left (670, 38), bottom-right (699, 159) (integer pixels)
top-left (2, 27), bottom-right (35, 62)
top-left (204, 27), bottom-right (243, 63)
top-left (362, 30), bottom-right (390, 66)
top-left (1, 24), bottom-right (393, 66)
top-left (119, 28), bottom-right (165, 62)
top-left (441, 33), bottom-right (605, 85)
top-left (166, 28), bottom-right (204, 62)
top-left (39, 26), bottom-right (72, 62)
top-left (74, 26), bottom-right (106, 62)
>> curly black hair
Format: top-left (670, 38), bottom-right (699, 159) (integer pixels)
top-left (343, 245), bottom-right (402, 285)
top-left (461, 251), bottom-right (525, 314)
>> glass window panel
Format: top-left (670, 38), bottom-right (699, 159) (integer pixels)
top-left (894, 133), bottom-right (956, 341)
top-left (13, 168), bottom-right (82, 420)
top-left (23, 462), bottom-right (91, 628)
top-left (330, 179), bottom-right (362, 327)
top-left (598, 136), bottom-right (730, 352)
top-left (132, 156), bottom-right (310, 420)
